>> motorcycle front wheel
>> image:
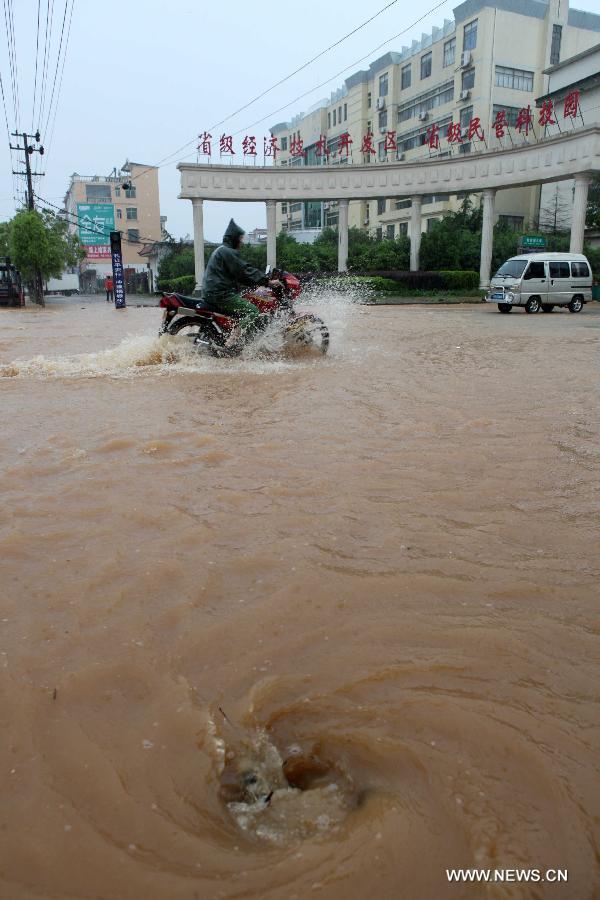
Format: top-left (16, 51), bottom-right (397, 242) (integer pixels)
top-left (166, 316), bottom-right (225, 356)
top-left (284, 314), bottom-right (329, 354)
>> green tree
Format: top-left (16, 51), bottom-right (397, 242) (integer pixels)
top-left (8, 209), bottom-right (84, 283)
top-left (0, 220), bottom-right (10, 257)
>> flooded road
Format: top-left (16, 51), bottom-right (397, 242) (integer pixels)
top-left (1, 296), bottom-right (599, 899)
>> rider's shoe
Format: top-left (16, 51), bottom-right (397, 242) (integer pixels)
top-left (222, 324), bottom-right (244, 354)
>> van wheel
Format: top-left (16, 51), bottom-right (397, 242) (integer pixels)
top-left (525, 297), bottom-right (540, 314)
top-left (498, 303), bottom-right (512, 313)
top-left (568, 296), bottom-right (583, 313)
top-left (541, 304), bottom-right (554, 313)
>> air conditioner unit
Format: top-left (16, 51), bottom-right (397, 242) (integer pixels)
top-left (460, 51), bottom-right (471, 67)
top-left (363, 217), bottom-right (369, 226)
top-left (376, 97), bottom-right (386, 110)
top-left (418, 111), bottom-right (429, 121)
top-left (323, 202), bottom-right (331, 210)
top-left (459, 89), bottom-right (471, 101)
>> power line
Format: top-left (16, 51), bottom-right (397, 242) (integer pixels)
top-left (35, 192), bottom-right (159, 247)
top-left (2, 0), bottom-right (20, 127)
top-left (42, 0), bottom-right (69, 138)
top-left (129, 0), bottom-right (451, 184)
top-left (38, 0), bottom-right (55, 132)
top-left (210, 0), bottom-right (404, 133)
top-left (0, 68), bottom-right (19, 210)
top-left (42, 0), bottom-right (75, 175)
top-left (32, 0), bottom-right (42, 130)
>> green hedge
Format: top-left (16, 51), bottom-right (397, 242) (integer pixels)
top-left (349, 270), bottom-right (479, 293)
top-left (156, 274), bottom-right (196, 295)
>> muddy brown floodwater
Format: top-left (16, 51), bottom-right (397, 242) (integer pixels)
top-left (1, 295), bottom-right (599, 900)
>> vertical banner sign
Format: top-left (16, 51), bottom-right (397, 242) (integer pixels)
top-left (110, 231), bottom-right (126, 309)
top-left (77, 203), bottom-right (115, 259)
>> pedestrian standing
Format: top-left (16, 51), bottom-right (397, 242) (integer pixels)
top-left (105, 275), bottom-right (114, 302)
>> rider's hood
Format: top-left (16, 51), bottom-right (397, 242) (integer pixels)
top-left (223, 219), bottom-right (245, 248)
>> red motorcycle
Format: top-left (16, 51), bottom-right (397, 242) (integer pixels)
top-left (158, 268), bottom-right (329, 357)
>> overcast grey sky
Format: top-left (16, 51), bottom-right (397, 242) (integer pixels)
top-left (2, 0), bottom-right (600, 242)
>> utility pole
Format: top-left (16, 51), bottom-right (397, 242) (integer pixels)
top-left (10, 131), bottom-right (46, 306)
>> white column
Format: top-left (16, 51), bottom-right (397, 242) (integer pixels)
top-left (192, 199), bottom-right (205, 293)
top-left (570, 175), bottom-right (591, 253)
top-left (479, 189), bottom-right (496, 290)
top-left (338, 199), bottom-right (349, 273)
top-left (410, 196), bottom-right (422, 272)
top-left (266, 200), bottom-right (277, 269)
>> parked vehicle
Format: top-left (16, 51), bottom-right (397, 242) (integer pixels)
top-left (485, 253), bottom-right (593, 314)
top-left (159, 267), bottom-right (329, 356)
top-left (45, 273), bottom-right (80, 296)
top-left (0, 258), bottom-right (25, 307)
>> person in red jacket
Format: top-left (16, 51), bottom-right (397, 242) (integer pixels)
top-left (104, 275), bottom-right (114, 302)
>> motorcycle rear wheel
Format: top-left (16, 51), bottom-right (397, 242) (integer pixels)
top-left (166, 316), bottom-right (225, 356)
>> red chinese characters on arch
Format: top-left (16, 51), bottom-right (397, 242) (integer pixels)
top-left (516, 105), bottom-right (534, 136)
top-left (446, 122), bottom-right (462, 144)
top-left (219, 134), bottom-right (235, 155)
top-left (198, 131), bottom-right (212, 155)
top-left (563, 89), bottom-right (580, 120)
top-left (290, 136), bottom-right (305, 158)
top-left (315, 134), bottom-right (330, 157)
top-left (242, 135), bottom-right (257, 156)
top-left (538, 99), bottom-right (556, 127)
top-left (338, 132), bottom-right (353, 157)
top-left (426, 123), bottom-right (440, 150)
top-left (361, 131), bottom-right (376, 156)
top-left (384, 131), bottom-right (397, 153)
top-left (264, 135), bottom-right (279, 159)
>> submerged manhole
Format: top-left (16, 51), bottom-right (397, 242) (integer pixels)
top-left (218, 729), bottom-right (357, 845)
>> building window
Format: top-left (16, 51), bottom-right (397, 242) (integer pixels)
top-left (398, 222), bottom-right (408, 235)
top-left (281, 136), bottom-right (288, 151)
top-left (379, 72), bottom-right (389, 96)
top-left (550, 24), bottom-right (562, 65)
top-left (397, 79), bottom-right (454, 122)
top-left (327, 113), bottom-right (331, 128)
top-left (461, 67), bottom-right (475, 90)
top-left (443, 37), bottom-right (456, 67)
top-left (338, 106), bottom-right (342, 124)
top-left (498, 214), bottom-right (524, 231)
top-left (427, 217), bottom-right (439, 232)
top-left (85, 184), bottom-right (111, 202)
top-left (115, 186), bottom-right (121, 197)
top-left (377, 198), bottom-right (386, 214)
top-left (116, 208), bottom-right (122, 220)
top-left (396, 199), bottom-right (412, 210)
top-left (378, 140), bottom-right (387, 161)
top-left (495, 65), bottom-right (534, 91)
top-left (281, 202), bottom-right (288, 213)
top-left (333, 109), bottom-right (337, 126)
top-left (492, 104), bottom-right (521, 127)
top-left (367, 91), bottom-right (372, 108)
top-left (125, 185), bottom-right (136, 199)
top-left (459, 105), bottom-right (473, 131)
top-left (401, 64), bottom-right (411, 90)
top-left (126, 207), bottom-right (137, 220)
top-left (463, 20), bottom-right (477, 51)
top-left (344, 103), bottom-right (347, 121)
top-left (386, 224), bottom-right (395, 239)
top-left (420, 51), bottom-right (432, 80)
top-left (127, 228), bottom-right (139, 242)
top-left (376, 226), bottom-right (383, 240)
top-left (379, 109), bottom-right (388, 130)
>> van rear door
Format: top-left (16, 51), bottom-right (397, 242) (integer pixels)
top-left (548, 260), bottom-right (571, 305)
top-left (522, 259), bottom-right (548, 304)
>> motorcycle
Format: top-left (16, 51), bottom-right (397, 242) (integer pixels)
top-left (158, 267), bottom-right (329, 357)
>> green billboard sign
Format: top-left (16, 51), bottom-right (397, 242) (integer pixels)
top-left (521, 235), bottom-right (546, 249)
top-left (77, 203), bottom-right (115, 246)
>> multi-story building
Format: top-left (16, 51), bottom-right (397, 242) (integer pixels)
top-left (270, 0), bottom-right (600, 243)
top-left (63, 160), bottom-right (162, 278)
top-left (536, 41), bottom-right (600, 233)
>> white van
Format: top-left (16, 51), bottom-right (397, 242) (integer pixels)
top-left (486, 252), bottom-right (593, 314)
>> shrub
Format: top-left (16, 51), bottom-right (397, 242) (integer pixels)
top-left (157, 274), bottom-right (196, 294)
top-left (438, 270), bottom-right (479, 290)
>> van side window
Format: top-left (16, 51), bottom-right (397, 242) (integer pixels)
top-left (571, 261), bottom-right (590, 278)
top-left (549, 262), bottom-right (570, 278)
top-left (525, 261), bottom-right (545, 279)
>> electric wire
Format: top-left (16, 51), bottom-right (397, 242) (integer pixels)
top-left (42, 0), bottom-right (69, 138)
top-left (128, 0), bottom-right (451, 183)
top-left (32, 0), bottom-right (42, 129)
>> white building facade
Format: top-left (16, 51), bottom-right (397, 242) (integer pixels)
top-left (269, 0), bottom-right (600, 242)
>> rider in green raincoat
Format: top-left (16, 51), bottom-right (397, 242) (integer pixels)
top-left (202, 220), bottom-right (272, 346)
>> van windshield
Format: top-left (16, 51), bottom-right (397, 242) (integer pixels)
top-left (495, 259), bottom-right (528, 278)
